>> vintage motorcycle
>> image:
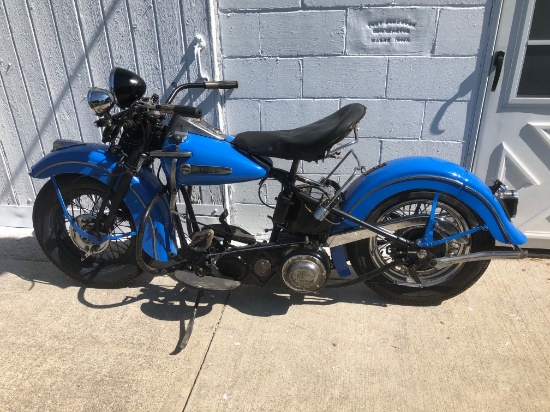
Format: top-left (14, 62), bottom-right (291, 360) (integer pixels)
top-left (30, 68), bottom-right (527, 345)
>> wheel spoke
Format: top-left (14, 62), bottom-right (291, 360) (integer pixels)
top-left (61, 190), bottom-right (135, 264)
top-left (367, 196), bottom-right (471, 287)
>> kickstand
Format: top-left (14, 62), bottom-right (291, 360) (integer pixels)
top-left (178, 289), bottom-right (204, 350)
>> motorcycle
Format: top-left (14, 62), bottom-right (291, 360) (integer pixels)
top-left (30, 68), bottom-right (527, 347)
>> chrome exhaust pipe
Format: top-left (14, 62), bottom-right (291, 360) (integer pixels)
top-left (327, 215), bottom-right (467, 247)
top-left (430, 250), bottom-right (528, 269)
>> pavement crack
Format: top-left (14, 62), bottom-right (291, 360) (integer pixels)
top-left (181, 291), bottom-right (231, 412)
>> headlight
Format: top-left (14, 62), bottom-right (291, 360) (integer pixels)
top-left (87, 87), bottom-right (115, 116)
top-left (109, 67), bottom-right (147, 109)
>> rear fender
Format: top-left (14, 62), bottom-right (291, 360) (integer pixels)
top-left (334, 157), bottom-right (527, 246)
top-left (29, 143), bottom-right (177, 261)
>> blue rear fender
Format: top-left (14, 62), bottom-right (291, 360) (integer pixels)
top-left (29, 143), bottom-right (177, 262)
top-left (334, 157), bottom-right (527, 246)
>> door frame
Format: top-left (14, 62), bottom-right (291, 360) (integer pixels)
top-left (470, 0), bottom-right (550, 248)
top-left (465, 0), bottom-right (505, 170)
top-left (468, 0), bottom-right (550, 168)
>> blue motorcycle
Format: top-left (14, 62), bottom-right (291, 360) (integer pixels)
top-left (30, 67), bottom-right (527, 317)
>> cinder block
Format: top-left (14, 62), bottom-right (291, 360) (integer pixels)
top-left (386, 57), bottom-right (478, 100)
top-left (223, 58), bottom-right (301, 98)
top-left (271, 157), bottom-right (295, 170)
top-left (220, 0), bottom-right (300, 10)
top-left (231, 203), bottom-right (272, 236)
top-left (305, 0), bottom-right (487, 6)
top-left (302, 138), bottom-right (381, 174)
top-left (298, 174), bottom-right (350, 187)
top-left (260, 11), bottom-right (345, 56)
top-left (435, 8), bottom-right (486, 56)
top-left (303, 57), bottom-right (387, 98)
top-left (342, 99), bottom-right (424, 138)
top-left (381, 140), bottom-right (463, 164)
top-left (422, 101), bottom-right (470, 142)
top-left (219, 14), bottom-right (260, 57)
top-left (347, 8), bottom-right (437, 55)
top-left (261, 99), bottom-right (340, 131)
top-left (224, 99), bottom-right (260, 136)
top-left (230, 180), bottom-right (265, 204)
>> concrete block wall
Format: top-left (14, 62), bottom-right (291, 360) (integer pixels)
top-left (218, 0), bottom-right (492, 235)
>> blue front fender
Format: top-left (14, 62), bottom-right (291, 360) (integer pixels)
top-left (333, 157), bottom-right (527, 245)
top-left (29, 143), bottom-right (177, 261)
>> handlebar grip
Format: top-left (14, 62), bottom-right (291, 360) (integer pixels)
top-left (204, 81), bottom-right (239, 90)
top-left (156, 104), bottom-right (202, 118)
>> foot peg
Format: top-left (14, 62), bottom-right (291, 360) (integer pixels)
top-left (189, 229), bottom-right (214, 250)
top-left (174, 269), bottom-right (241, 291)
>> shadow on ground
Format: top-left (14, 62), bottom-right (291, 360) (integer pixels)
top-left (1, 234), bottom-right (393, 352)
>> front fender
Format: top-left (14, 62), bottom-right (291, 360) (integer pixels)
top-left (29, 143), bottom-right (177, 261)
top-left (334, 157), bottom-right (527, 245)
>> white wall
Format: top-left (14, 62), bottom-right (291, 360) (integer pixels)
top-left (0, 0), bottom-right (223, 226)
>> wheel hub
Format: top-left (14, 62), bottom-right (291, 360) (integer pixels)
top-left (370, 205), bottom-right (471, 287)
top-left (68, 214), bottom-right (110, 255)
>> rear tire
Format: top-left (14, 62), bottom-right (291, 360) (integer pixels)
top-left (347, 191), bottom-right (495, 305)
top-left (33, 176), bottom-right (144, 288)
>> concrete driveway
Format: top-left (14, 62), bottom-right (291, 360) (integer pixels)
top-left (1, 227), bottom-right (549, 411)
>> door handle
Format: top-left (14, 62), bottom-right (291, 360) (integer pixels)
top-left (491, 50), bottom-right (505, 92)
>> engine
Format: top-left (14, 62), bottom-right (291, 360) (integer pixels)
top-left (280, 248), bottom-right (330, 293)
top-left (215, 245), bottom-right (330, 293)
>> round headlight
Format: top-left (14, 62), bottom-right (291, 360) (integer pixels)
top-left (109, 67), bottom-right (147, 109)
top-left (87, 87), bottom-right (115, 116)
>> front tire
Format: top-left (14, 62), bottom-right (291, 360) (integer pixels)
top-left (33, 176), bottom-right (144, 288)
top-left (347, 191), bottom-right (495, 305)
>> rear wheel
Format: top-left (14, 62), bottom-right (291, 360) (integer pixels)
top-left (347, 191), bottom-right (495, 305)
top-left (33, 176), bottom-right (144, 288)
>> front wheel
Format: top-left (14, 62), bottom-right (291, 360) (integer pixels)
top-left (33, 176), bottom-right (144, 288)
top-left (347, 191), bottom-right (495, 305)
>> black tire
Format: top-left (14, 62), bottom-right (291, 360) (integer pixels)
top-left (33, 175), bottom-right (144, 288)
top-left (347, 191), bottom-right (495, 305)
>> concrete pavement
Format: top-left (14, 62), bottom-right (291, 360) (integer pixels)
top-left (0, 227), bottom-right (549, 411)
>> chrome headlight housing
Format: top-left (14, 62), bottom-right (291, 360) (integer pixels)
top-left (87, 87), bottom-right (115, 116)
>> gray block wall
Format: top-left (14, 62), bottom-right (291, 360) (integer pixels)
top-left (219, 0), bottom-right (493, 235)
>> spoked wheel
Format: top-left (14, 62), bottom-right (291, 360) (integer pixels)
top-left (347, 191), bottom-right (495, 305)
top-left (33, 176), bottom-right (144, 288)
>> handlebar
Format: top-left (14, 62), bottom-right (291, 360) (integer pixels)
top-left (155, 104), bottom-right (202, 118)
top-left (165, 80), bottom-right (238, 103)
top-left (204, 81), bottom-right (239, 89)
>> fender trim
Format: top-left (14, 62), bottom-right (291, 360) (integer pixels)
top-left (29, 143), bottom-right (177, 261)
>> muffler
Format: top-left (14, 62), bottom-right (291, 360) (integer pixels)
top-left (430, 250), bottom-right (528, 269)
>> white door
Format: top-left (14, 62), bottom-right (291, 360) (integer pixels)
top-left (474, 0), bottom-right (550, 249)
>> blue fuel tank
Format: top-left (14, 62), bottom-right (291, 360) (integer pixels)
top-left (160, 133), bottom-right (269, 186)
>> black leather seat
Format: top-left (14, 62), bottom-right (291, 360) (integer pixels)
top-left (233, 104), bottom-right (366, 162)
